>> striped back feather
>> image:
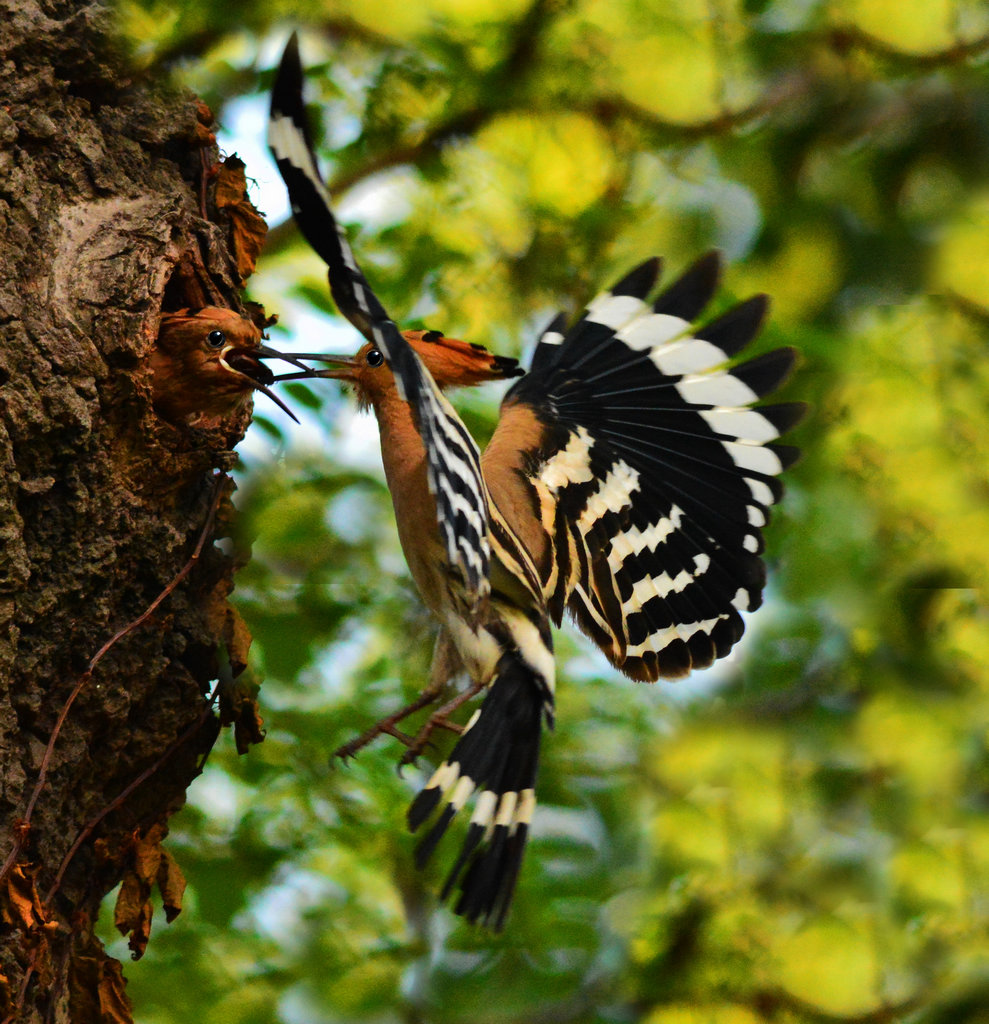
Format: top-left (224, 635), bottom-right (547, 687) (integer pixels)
top-left (268, 34), bottom-right (491, 611)
top-left (500, 253), bottom-right (804, 681)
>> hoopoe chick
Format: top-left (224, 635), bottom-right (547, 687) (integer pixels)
top-left (268, 32), bottom-right (805, 931)
top-left (152, 307), bottom-right (306, 423)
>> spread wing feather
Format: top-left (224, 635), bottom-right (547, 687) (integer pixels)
top-left (492, 253), bottom-right (804, 681)
top-left (268, 33), bottom-right (491, 610)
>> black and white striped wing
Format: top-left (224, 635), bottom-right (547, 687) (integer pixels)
top-left (267, 33), bottom-right (491, 608)
top-left (499, 253), bottom-right (804, 681)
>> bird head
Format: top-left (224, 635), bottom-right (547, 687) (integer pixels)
top-left (151, 307), bottom-right (307, 423)
top-left (291, 329), bottom-right (523, 409)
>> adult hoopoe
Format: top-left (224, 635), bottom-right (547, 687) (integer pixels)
top-left (268, 34), bottom-right (804, 930)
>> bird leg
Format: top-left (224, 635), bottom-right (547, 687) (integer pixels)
top-left (333, 687), bottom-right (443, 761)
top-left (332, 629), bottom-right (464, 761)
top-left (398, 678), bottom-right (487, 766)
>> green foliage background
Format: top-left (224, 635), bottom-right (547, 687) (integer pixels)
top-left (111, 1), bottom-right (989, 1020)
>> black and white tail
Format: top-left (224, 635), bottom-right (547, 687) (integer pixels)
top-left (408, 649), bottom-right (553, 931)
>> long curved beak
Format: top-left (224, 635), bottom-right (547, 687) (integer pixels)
top-left (255, 344), bottom-right (314, 372)
top-left (220, 345), bottom-right (302, 423)
top-left (271, 353), bottom-right (359, 383)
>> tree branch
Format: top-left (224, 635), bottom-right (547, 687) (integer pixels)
top-left (826, 27), bottom-right (989, 68)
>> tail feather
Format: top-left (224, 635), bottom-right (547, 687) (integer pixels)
top-left (456, 824), bottom-right (527, 930)
top-left (408, 652), bottom-right (550, 930)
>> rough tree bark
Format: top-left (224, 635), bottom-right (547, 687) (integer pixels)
top-left (0, 3), bottom-right (265, 1019)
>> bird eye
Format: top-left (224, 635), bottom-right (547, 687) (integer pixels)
top-left (366, 348), bottom-right (384, 368)
top-left (206, 330), bottom-right (226, 349)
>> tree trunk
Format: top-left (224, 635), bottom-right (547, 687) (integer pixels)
top-left (0, 3), bottom-right (262, 1019)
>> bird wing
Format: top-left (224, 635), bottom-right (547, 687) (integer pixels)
top-left (484, 253), bottom-right (805, 681)
top-left (268, 34), bottom-right (491, 611)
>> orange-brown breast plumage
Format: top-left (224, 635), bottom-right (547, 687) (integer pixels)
top-left (306, 331), bottom-right (523, 618)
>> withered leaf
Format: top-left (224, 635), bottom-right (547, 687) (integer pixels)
top-left (3, 864), bottom-right (49, 931)
top-left (113, 871), bottom-right (147, 937)
top-left (114, 825), bottom-right (187, 958)
top-left (127, 900), bottom-right (153, 961)
top-left (223, 602), bottom-right (253, 677)
top-left (188, 99), bottom-right (216, 149)
top-left (133, 822), bottom-right (166, 885)
top-left (215, 155), bottom-right (267, 282)
top-left (203, 580), bottom-right (253, 674)
top-left (98, 956), bottom-right (135, 1023)
top-left (233, 694), bottom-right (265, 755)
top-left (243, 300), bottom-right (277, 331)
top-left (157, 848), bottom-right (186, 923)
top-left (195, 99), bottom-right (213, 125)
top-left (189, 121), bottom-right (215, 148)
top-left (218, 671), bottom-right (265, 754)
top-left (68, 953), bottom-right (100, 1022)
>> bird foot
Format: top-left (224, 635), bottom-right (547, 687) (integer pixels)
top-left (333, 679), bottom-right (487, 765)
top-left (399, 680), bottom-right (485, 766)
top-left (332, 688), bottom-right (441, 761)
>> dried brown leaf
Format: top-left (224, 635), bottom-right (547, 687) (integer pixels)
top-left (98, 957), bottom-right (135, 1023)
top-left (4, 864), bottom-right (48, 931)
top-left (215, 155), bottom-right (267, 281)
top-left (133, 822), bottom-right (165, 884)
top-left (114, 826), bottom-right (187, 958)
top-left (156, 848), bottom-right (186, 923)
top-left (219, 672), bottom-right (265, 754)
top-left (68, 953), bottom-right (100, 1022)
top-left (113, 871), bottom-right (147, 936)
top-left (126, 899), bottom-right (153, 961)
top-left (189, 122), bottom-right (215, 147)
top-left (223, 602), bottom-right (253, 677)
top-left (233, 694), bottom-right (265, 755)
top-left (243, 301), bottom-right (277, 331)
top-left (205, 587), bottom-right (264, 753)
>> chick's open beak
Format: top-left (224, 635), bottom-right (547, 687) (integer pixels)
top-left (223, 347), bottom-right (275, 386)
top-left (218, 343), bottom-right (361, 422)
top-left (219, 344), bottom-right (311, 423)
